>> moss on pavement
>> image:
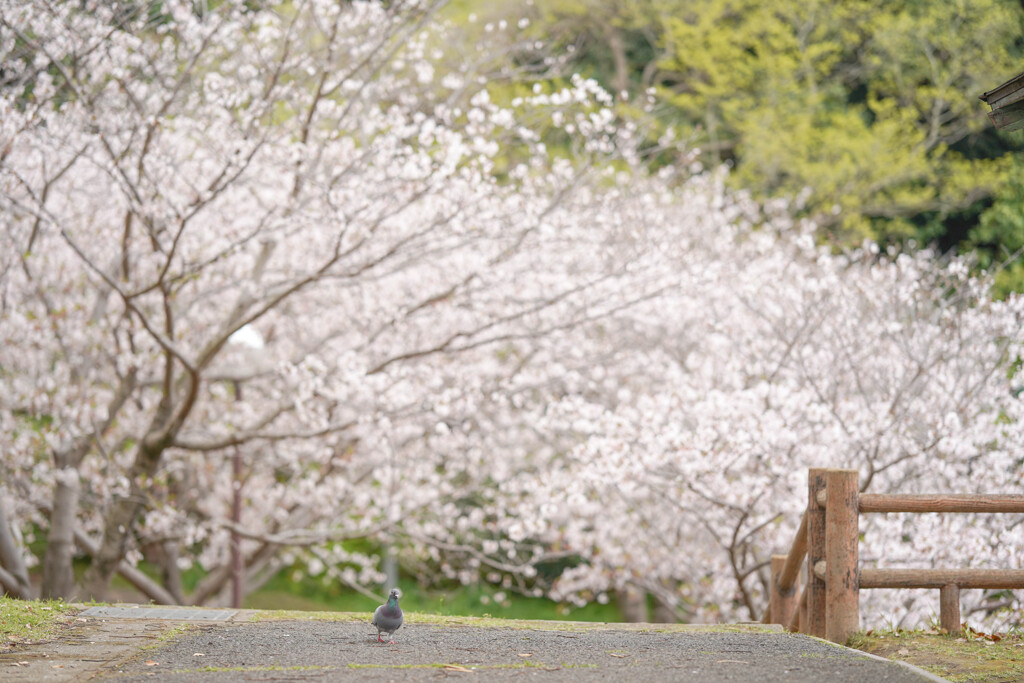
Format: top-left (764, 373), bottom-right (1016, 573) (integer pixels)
top-left (849, 628), bottom-right (1024, 683)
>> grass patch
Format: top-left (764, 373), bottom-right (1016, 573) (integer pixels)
top-left (848, 628), bottom-right (1024, 683)
top-left (0, 597), bottom-right (78, 648)
top-left (244, 579), bottom-right (623, 622)
top-left (243, 581), bottom-right (620, 623)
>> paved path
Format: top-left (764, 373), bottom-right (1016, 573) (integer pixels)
top-left (0, 607), bottom-right (947, 682)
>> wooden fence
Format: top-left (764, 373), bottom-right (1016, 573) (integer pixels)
top-left (762, 468), bottom-right (1024, 643)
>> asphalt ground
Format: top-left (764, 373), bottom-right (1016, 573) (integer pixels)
top-left (0, 607), bottom-right (948, 682)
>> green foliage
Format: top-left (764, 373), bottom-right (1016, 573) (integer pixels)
top-left (660, 0), bottom-right (1024, 244)
top-left (485, 0), bottom-right (1024, 272)
top-left (969, 154), bottom-right (1024, 297)
top-left (245, 572), bottom-right (622, 622)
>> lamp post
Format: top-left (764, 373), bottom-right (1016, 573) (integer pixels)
top-left (226, 323), bottom-right (267, 608)
top-left (231, 381), bottom-right (243, 609)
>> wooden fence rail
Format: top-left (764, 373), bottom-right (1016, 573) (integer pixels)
top-left (762, 468), bottom-right (1024, 643)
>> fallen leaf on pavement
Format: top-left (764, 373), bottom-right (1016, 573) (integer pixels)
top-left (145, 660), bottom-right (158, 666)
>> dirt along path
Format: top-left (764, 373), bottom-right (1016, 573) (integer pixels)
top-left (0, 604), bottom-right (949, 682)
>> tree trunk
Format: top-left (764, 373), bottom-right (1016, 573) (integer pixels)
top-left (652, 597), bottom-right (679, 623)
top-left (42, 372), bottom-right (138, 599)
top-left (73, 529), bottom-right (176, 604)
top-left (41, 471), bottom-right (81, 599)
top-left (162, 541), bottom-right (186, 605)
top-left (382, 546), bottom-right (399, 592)
top-left (230, 447), bottom-right (243, 608)
top-left (604, 24), bottom-right (631, 100)
top-left (0, 498), bottom-right (33, 599)
top-left (143, 541), bottom-right (186, 605)
top-left (83, 441), bottom-right (165, 599)
top-left (618, 584), bottom-right (649, 622)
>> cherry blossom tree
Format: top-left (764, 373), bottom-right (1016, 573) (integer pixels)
top-left (1, 0), bottom-right (1020, 632)
top-left (504, 205), bottom-right (1024, 627)
top-left (0, 0), bottom-right (676, 603)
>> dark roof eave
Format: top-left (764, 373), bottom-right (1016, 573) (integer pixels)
top-left (980, 71), bottom-right (1024, 106)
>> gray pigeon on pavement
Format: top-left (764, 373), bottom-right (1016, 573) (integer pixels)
top-left (371, 588), bottom-right (403, 644)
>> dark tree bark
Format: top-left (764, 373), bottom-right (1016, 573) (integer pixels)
top-left (0, 500), bottom-right (33, 599)
top-left (41, 472), bottom-right (80, 599)
top-left (617, 584), bottom-right (649, 622)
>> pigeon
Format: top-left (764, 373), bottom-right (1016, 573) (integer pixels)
top-left (371, 588), bottom-right (403, 644)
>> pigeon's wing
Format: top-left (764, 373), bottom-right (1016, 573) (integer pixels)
top-left (371, 605), bottom-right (383, 627)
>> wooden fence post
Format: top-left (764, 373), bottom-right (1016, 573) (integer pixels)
top-left (806, 468), bottom-right (828, 638)
top-left (786, 471), bottom-right (1021, 641)
top-left (797, 580), bottom-right (807, 632)
top-left (787, 584), bottom-right (805, 633)
top-left (770, 554), bottom-right (797, 627)
top-left (940, 584), bottom-right (961, 634)
top-left (825, 468), bottom-right (860, 644)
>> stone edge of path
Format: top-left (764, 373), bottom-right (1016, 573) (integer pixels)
top-left (805, 634), bottom-right (952, 683)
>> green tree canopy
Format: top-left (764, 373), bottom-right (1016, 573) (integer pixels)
top-left (480, 0), bottom-right (1024, 282)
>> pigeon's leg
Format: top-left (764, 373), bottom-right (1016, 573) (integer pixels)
top-left (389, 638), bottom-right (396, 644)
top-left (377, 633), bottom-right (386, 643)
